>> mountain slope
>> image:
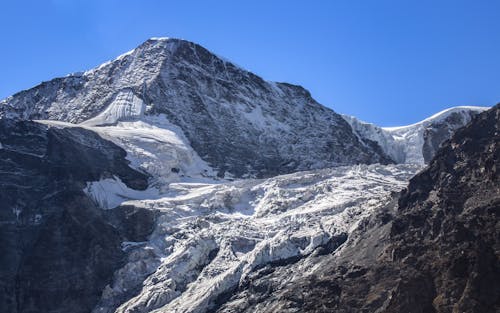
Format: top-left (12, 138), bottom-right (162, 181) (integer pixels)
top-left (218, 104), bottom-right (499, 313)
top-left (0, 38), bottom-right (392, 179)
top-left (0, 37), bottom-right (496, 313)
top-left (88, 164), bottom-right (419, 313)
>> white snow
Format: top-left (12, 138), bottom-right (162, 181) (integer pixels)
top-left (83, 176), bottom-right (161, 210)
top-left (90, 115), bottom-right (218, 190)
top-left (344, 106), bottom-right (489, 164)
top-left (149, 37), bottom-right (171, 41)
top-left (93, 163), bottom-right (421, 313)
top-left (383, 106), bottom-right (489, 131)
top-left (81, 90), bottom-right (146, 126)
top-left (38, 115), bottom-right (218, 193)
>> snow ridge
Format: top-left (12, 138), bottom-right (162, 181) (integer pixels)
top-left (344, 106), bottom-right (489, 164)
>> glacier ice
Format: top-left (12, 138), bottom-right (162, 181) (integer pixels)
top-left (91, 164), bottom-right (421, 313)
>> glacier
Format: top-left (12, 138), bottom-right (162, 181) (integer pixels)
top-left (90, 164), bottom-right (421, 313)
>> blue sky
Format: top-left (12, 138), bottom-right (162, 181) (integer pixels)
top-left (1, 0), bottom-right (499, 126)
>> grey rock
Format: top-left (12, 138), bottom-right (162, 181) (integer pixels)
top-left (0, 120), bottom-right (150, 313)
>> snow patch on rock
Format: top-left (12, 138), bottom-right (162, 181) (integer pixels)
top-left (81, 90), bottom-right (146, 126)
top-left (84, 176), bottom-right (161, 209)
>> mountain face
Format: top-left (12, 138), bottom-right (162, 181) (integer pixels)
top-left (216, 105), bottom-right (499, 313)
top-left (0, 119), bottom-right (151, 313)
top-left (0, 38), bottom-right (392, 179)
top-left (0, 37), bottom-right (496, 313)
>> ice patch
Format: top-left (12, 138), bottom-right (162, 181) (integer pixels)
top-left (84, 176), bottom-right (161, 209)
top-left (382, 106), bottom-right (489, 131)
top-left (91, 115), bottom-right (218, 190)
top-left (345, 106), bottom-right (489, 164)
top-left (81, 90), bottom-right (145, 126)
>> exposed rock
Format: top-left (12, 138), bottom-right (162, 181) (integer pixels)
top-left (0, 120), bottom-right (150, 313)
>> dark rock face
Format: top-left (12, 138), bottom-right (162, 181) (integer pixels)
top-left (0, 120), bottom-right (150, 313)
top-left (387, 104), bottom-right (500, 313)
top-left (216, 105), bottom-right (500, 313)
top-left (0, 38), bottom-right (393, 178)
top-left (421, 110), bottom-right (480, 163)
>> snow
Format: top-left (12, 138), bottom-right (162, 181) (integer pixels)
top-left (38, 116), bottom-right (219, 192)
top-left (149, 37), bottom-right (171, 41)
top-left (344, 106), bottom-right (489, 164)
top-left (83, 176), bottom-right (161, 210)
top-left (91, 115), bottom-right (219, 190)
top-left (93, 163), bottom-right (421, 313)
top-left (383, 106), bottom-right (489, 131)
top-left (81, 90), bottom-right (145, 126)
top-left (12, 207), bottom-right (22, 221)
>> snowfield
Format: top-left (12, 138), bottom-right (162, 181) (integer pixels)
top-left (89, 163), bottom-right (420, 313)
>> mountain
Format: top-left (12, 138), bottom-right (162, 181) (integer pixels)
top-left (343, 106), bottom-right (488, 164)
top-left (0, 37), bottom-right (496, 313)
top-left (0, 38), bottom-right (392, 180)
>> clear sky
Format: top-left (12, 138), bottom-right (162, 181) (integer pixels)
top-left (1, 0), bottom-right (499, 126)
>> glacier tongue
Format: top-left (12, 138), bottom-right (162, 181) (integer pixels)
top-left (92, 163), bottom-right (421, 313)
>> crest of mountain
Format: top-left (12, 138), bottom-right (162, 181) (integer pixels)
top-left (0, 38), bottom-right (392, 179)
top-left (343, 106), bottom-right (489, 164)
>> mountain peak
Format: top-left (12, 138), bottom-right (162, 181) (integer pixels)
top-left (0, 38), bottom-right (393, 178)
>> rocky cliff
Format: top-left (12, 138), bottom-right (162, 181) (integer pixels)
top-left (0, 119), bottom-right (152, 313)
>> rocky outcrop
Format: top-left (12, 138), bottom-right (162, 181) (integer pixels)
top-left (0, 120), bottom-right (151, 313)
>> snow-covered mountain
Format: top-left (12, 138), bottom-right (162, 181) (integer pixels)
top-left (343, 106), bottom-right (488, 164)
top-left (0, 37), bottom-right (496, 313)
top-left (0, 38), bottom-right (392, 180)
